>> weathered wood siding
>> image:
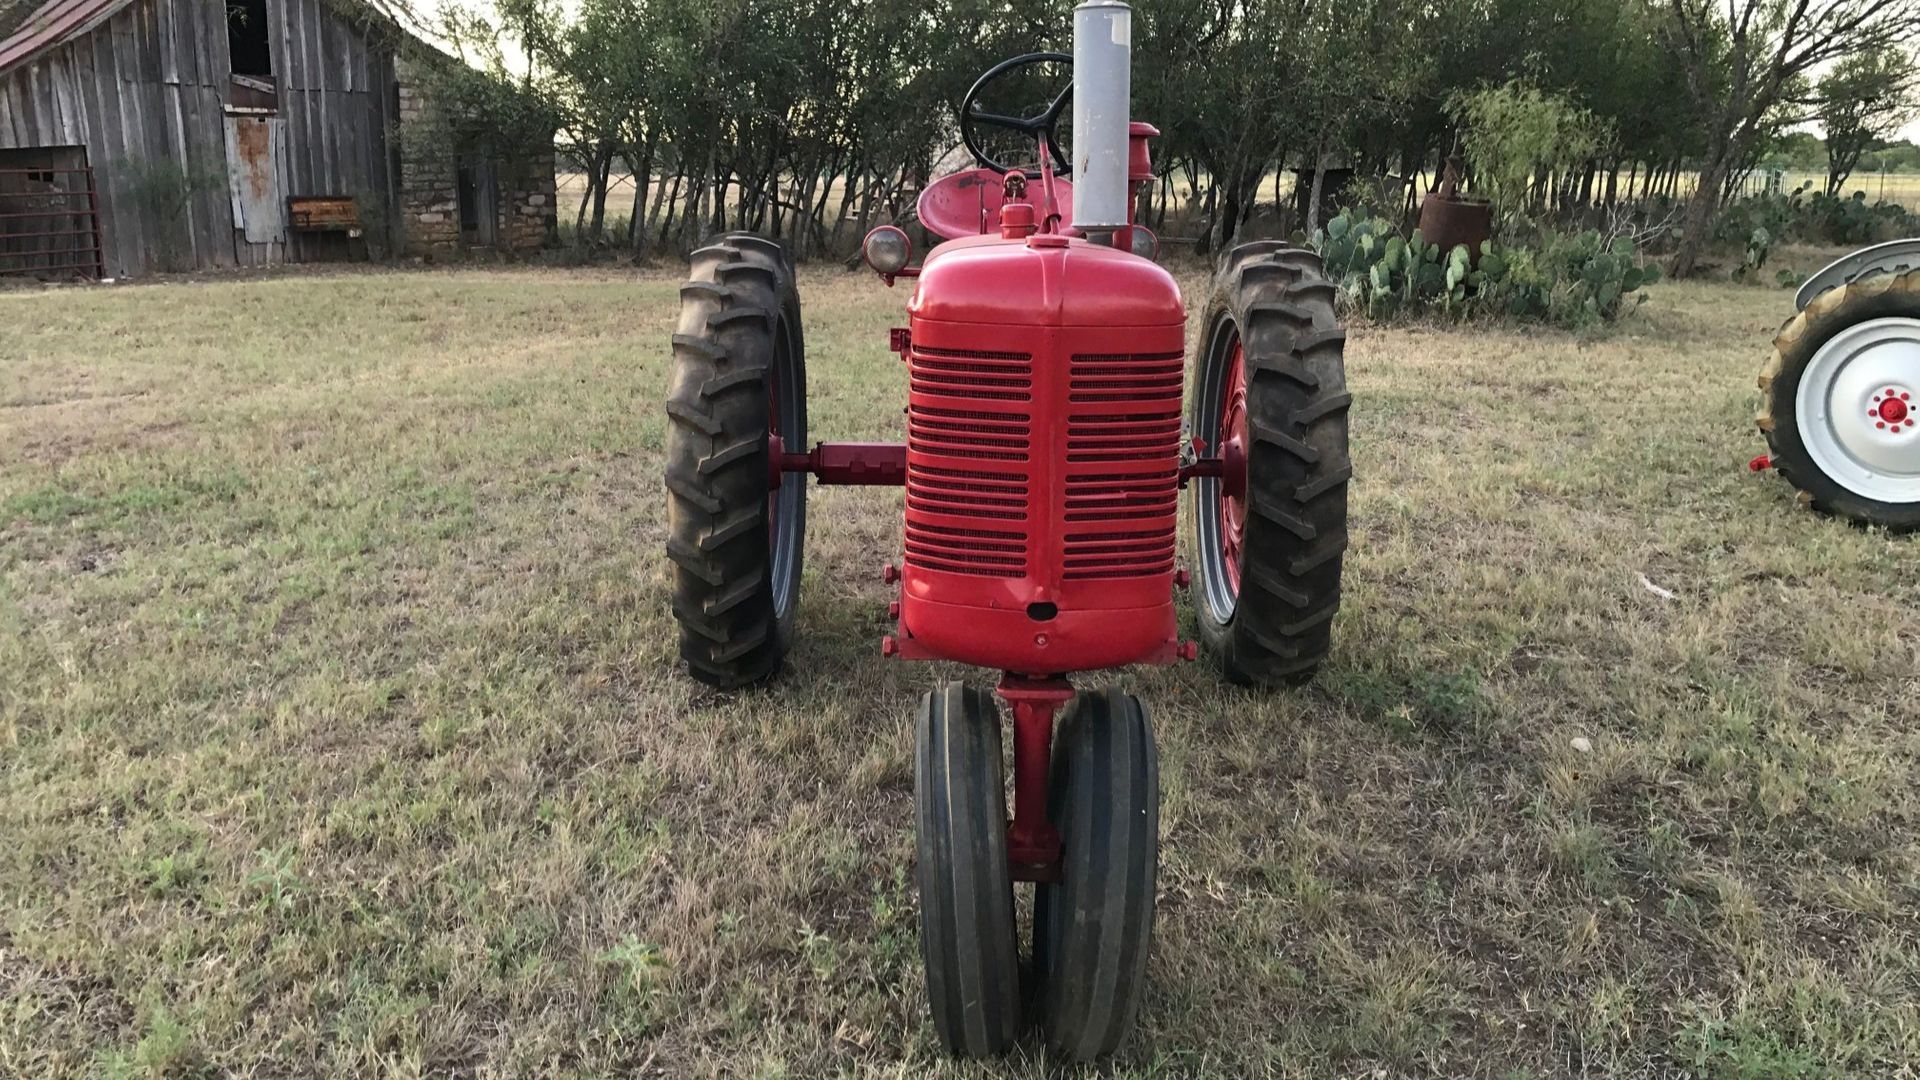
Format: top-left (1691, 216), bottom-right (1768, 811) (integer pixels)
top-left (0, 0), bottom-right (397, 276)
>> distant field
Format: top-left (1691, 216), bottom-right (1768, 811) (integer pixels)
top-left (1779, 169), bottom-right (1920, 206)
top-left (2, 264), bottom-right (1916, 1076)
top-left (554, 167), bottom-right (1920, 238)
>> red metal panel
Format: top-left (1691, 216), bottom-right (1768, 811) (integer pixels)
top-left (895, 233), bottom-right (1185, 675)
top-left (917, 166), bottom-right (1077, 242)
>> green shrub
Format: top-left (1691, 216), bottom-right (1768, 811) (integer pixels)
top-left (1446, 79), bottom-right (1612, 215)
top-left (1310, 209), bottom-right (1661, 328)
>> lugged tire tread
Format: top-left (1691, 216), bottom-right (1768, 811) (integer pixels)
top-left (1189, 243), bottom-right (1351, 685)
top-left (664, 233), bottom-right (807, 688)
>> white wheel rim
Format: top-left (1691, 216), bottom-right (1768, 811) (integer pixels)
top-left (1795, 316), bottom-right (1920, 504)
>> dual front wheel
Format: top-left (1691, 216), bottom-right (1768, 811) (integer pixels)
top-left (915, 683), bottom-right (1158, 1062)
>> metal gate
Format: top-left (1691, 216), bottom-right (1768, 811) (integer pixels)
top-left (0, 164), bottom-right (106, 280)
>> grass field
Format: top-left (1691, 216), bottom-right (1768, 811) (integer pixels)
top-left (2, 261), bottom-right (1917, 1078)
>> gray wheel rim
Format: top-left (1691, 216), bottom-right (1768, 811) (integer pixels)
top-left (1194, 313), bottom-right (1239, 624)
top-left (770, 312), bottom-right (806, 619)
top-left (1794, 316), bottom-right (1920, 504)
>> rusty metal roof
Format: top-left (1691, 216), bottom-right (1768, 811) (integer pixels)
top-left (1, 0), bottom-right (438, 80)
top-left (0, 0), bottom-right (134, 77)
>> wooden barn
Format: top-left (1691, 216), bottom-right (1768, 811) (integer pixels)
top-left (0, 0), bottom-right (557, 279)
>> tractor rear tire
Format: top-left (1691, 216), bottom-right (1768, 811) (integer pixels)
top-left (915, 682), bottom-right (1024, 1058)
top-left (665, 233), bottom-right (808, 689)
top-left (1033, 687), bottom-right (1158, 1062)
top-left (1188, 242), bottom-right (1351, 685)
top-left (1758, 266), bottom-right (1920, 530)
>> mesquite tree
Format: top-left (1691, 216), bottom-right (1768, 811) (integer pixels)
top-left (1819, 46), bottom-right (1920, 196)
top-left (1664, 0), bottom-right (1920, 278)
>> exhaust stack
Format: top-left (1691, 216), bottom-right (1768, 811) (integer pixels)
top-left (1071, 0), bottom-right (1132, 237)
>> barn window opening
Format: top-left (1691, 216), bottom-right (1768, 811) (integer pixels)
top-left (227, 0), bottom-right (273, 77)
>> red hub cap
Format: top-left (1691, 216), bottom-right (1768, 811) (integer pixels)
top-left (1872, 388), bottom-right (1912, 428)
top-left (1218, 340), bottom-right (1249, 598)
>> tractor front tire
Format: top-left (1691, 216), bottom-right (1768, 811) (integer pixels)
top-left (1758, 266), bottom-right (1920, 530)
top-left (1189, 242), bottom-right (1351, 685)
top-left (665, 233), bottom-right (808, 689)
top-left (915, 682), bottom-right (1024, 1058)
top-left (1033, 687), bottom-right (1159, 1062)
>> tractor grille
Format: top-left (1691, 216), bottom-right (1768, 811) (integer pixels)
top-left (907, 405), bottom-right (1031, 461)
top-left (1067, 350), bottom-right (1185, 405)
top-left (907, 465), bottom-right (1029, 523)
top-left (904, 344), bottom-right (1182, 583)
top-left (905, 347), bottom-right (1033, 578)
top-left (1062, 352), bottom-right (1184, 580)
top-left (909, 346), bottom-right (1034, 402)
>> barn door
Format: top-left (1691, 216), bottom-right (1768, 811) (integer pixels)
top-left (225, 116), bottom-right (287, 257)
top-left (457, 148), bottom-right (498, 250)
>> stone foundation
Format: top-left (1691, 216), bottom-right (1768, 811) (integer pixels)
top-left (396, 63), bottom-right (556, 259)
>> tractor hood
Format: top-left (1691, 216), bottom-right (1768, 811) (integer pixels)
top-left (908, 234), bottom-right (1184, 328)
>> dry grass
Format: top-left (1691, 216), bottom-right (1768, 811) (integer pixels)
top-left (1, 259), bottom-right (1916, 1078)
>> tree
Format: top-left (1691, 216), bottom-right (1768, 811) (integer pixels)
top-left (1819, 45), bottom-right (1920, 194)
top-left (1447, 79), bottom-right (1612, 218)
top-left (1664, 0), bottom-right (1920, 278)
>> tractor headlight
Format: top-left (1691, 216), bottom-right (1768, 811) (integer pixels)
top-left (1128, 225), bottom-right (1159, 261)
top-left (863, 226), bottom-right (912, 276)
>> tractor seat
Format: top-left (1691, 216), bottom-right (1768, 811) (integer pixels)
top-left (917, 167), bottom-right (1077, 242)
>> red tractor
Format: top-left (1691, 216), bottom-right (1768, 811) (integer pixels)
top-left (664, 1), bottom-right (1350, 1059)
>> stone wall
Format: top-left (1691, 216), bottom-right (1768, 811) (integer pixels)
top-left (395, 72), bottom-right (459, 258)
top-left (394, 59), bottom-right (556, 259)
top-left (499, 151), bottom-right (559, 253)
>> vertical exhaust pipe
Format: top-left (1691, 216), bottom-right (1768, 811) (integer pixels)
top-left (1071, 0), bottom-right (1131, 240)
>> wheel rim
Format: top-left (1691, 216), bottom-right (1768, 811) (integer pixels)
top-left (1195, 315), bottom-right (1246, 623)
top-left (1795, 316), bottom-right (1920, 505)
top-left (769, 313), bottom-right (805, 619)
top-left (1218, 341), bottom-right (1249, 597)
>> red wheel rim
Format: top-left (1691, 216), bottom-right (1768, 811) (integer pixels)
top-left (1218, 338), bottom-right (1249, 599)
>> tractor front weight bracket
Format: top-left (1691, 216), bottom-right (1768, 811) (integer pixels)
top-left (997, 674), bottom-right (1073, 881)
top-left (769, 439), bottom-right (907, 489)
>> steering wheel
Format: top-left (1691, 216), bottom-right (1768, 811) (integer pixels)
top-left (960, 52), bottom-right (1074, 176)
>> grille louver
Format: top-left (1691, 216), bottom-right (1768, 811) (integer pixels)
top-left (905, 348), bottom-right (1034, 578)
top-left (1062, 352), bottom-right (1183, 580)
